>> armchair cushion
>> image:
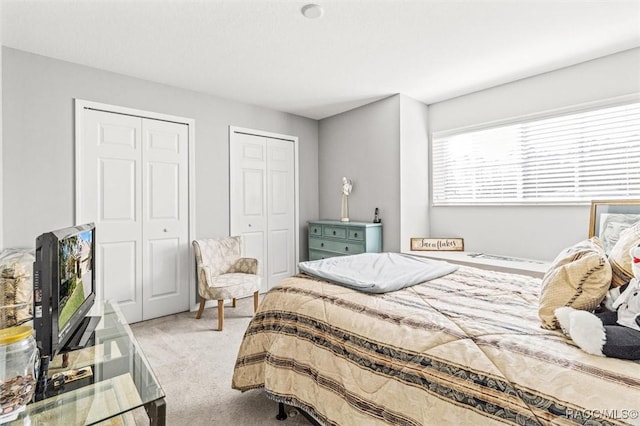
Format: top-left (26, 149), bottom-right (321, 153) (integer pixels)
top-left (196, 236), bottom-right (242, 277)
top-left (206, 273), bottom-right (261, 300)
top-left (229, 258), bottom-right (259, 275)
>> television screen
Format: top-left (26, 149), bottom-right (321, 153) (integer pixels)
top-left (57, 228), bottom-right (94, 340)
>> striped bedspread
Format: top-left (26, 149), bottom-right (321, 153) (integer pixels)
top-left (232, 266), bottom-right (640, 426)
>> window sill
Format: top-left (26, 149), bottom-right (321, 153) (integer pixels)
top-left (403, 250), bottom-right (549, 279)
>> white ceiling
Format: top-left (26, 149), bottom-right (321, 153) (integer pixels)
top-left (2, 0), bottom-right (640, 119)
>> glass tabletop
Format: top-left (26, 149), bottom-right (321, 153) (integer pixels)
top-left (9, 300), bottom-right (164, 425)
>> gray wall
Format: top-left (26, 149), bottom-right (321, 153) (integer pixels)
top-left (318, 96), bottom-right (401, 251)
top-left (316, 94), bottom-right (430, 254)
top-left (429, 48), bottom-right (640, 261)
top-left (399, 95), bottom-right (429, 252)
top-left (0, 9), bottom-right (3, 248)
top-left (6, 44), bottom-right (636, 263)
top-left (2, 47), bottom-right (319, 257)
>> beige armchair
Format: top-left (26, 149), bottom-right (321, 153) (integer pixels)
top-left (192, 236), bottom-right (261, 331)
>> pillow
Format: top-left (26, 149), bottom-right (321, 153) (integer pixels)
top-left (539, 237), bottom-right (612, 329)
top-left (608, 220), bottom-right (640, 288)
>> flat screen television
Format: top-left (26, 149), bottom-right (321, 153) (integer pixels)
top-left (33, 223), bottom-right (97, 363)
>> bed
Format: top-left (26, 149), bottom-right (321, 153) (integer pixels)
top-left (232, 262), bottom-right (640, 425)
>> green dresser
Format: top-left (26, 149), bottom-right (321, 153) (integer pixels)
top-left (308, 220), bottom-right (382, 260)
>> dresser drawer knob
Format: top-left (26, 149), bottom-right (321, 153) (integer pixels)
top-left (333, 231), bottom-right (336, 235)
top-left (314, 228), bottom-right (318, 233)
top-left (345, 246), bottom-right (349, 251)
top-left (354, 232), bottom-right (358, 237)
top-left (321, 243), bottom-right (324, 247)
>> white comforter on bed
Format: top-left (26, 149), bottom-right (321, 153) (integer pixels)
top-left (298, 252), bottom-right (458, 293)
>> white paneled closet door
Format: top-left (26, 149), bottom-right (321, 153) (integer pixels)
top-left (79, 107), bottom-right (190, 323)
top-left (141, 118), bottom-right (190, 320)
top-left (230, 129), bottom-right (297, 292)
top-left (265, 138), bottom-right (296, 288)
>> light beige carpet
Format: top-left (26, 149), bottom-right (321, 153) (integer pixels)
top-left (130, 297), bottom-right (312, 426)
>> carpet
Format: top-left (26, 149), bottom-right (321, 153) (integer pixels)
top-left (130, 297), bottom-right (311, 425)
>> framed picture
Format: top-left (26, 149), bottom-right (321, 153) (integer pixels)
top-left (589, 199), bottom-right (640, 255)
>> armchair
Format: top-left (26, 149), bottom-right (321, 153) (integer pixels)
top-left (192, 236), bottom-right (261, 331)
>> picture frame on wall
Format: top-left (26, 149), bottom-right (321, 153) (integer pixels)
top-left (589, 199), bottom-right (640, 255)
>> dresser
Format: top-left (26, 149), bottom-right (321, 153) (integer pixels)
top-left (308, 220), bottom-right (382, 260)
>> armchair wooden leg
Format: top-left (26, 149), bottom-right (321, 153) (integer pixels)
top-left (232, 298), bottom-right (237, 308)
top-left (253, 291), bottom-right (259, 313)
top-left (217, 299), bottom-right (224, 331)
top-left (196, 298), bottom-right (206, 319)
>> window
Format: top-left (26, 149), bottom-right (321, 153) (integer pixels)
top-left (432, 100), bottom-right (640, 205)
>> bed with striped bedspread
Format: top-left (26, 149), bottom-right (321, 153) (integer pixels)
top-left (232, 265), bottom-right (640, 426)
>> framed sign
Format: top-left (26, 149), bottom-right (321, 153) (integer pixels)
top-left (589, 199), bottom-right (640, 255)
top-left (410, 238), bottom-right (464, 252)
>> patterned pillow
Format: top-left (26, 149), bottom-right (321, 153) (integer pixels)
top-left (608, 221), bottom-right (640, 288)
top-left (538, 237), bottom-right (612, 329)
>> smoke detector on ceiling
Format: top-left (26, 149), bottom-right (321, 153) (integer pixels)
top-left (301, 4), bottom-right (324, 19)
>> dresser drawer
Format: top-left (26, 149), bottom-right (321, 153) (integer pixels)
top-left (323, 226), bottom-right (347, 239)
top-left (348, 228), bottom-right (364, 241)
top-left (308, 238), bottom-right (329, 251)
top-left (309, 224), bottom-right (322, 236)
top-left (310, 237), bottom-right (364, 254)
top-left (309, 250), bottom-right (342, 261)
top-left (341, 242), bottom-right (365, 254)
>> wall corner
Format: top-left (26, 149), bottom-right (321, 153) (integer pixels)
top-left (1, 42), bottom-right (4, 250)
top-left (399, 95), bottom-right (430, 253)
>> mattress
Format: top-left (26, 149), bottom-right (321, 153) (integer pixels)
top-left (232, 266), bottom-right (640, 426)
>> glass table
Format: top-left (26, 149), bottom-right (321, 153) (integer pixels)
top-left (9, 301), bottom-right (165, 425)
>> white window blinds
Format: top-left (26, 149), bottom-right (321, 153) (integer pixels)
top-left (432, 101), bottom-right (640, 205)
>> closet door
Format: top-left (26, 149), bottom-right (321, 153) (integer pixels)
top-left (141, 118), bottom-right (190, 319)
top-left (80, 110), bottom-right (144, 322)
top-left (265, 139), bottom-right (296, 288)
top-left (79, 109), bottom-right (190, 323)
top-left (230, 131), bottom-right (297, 292)
top-left (229, 133), bottom-right (268, 291)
